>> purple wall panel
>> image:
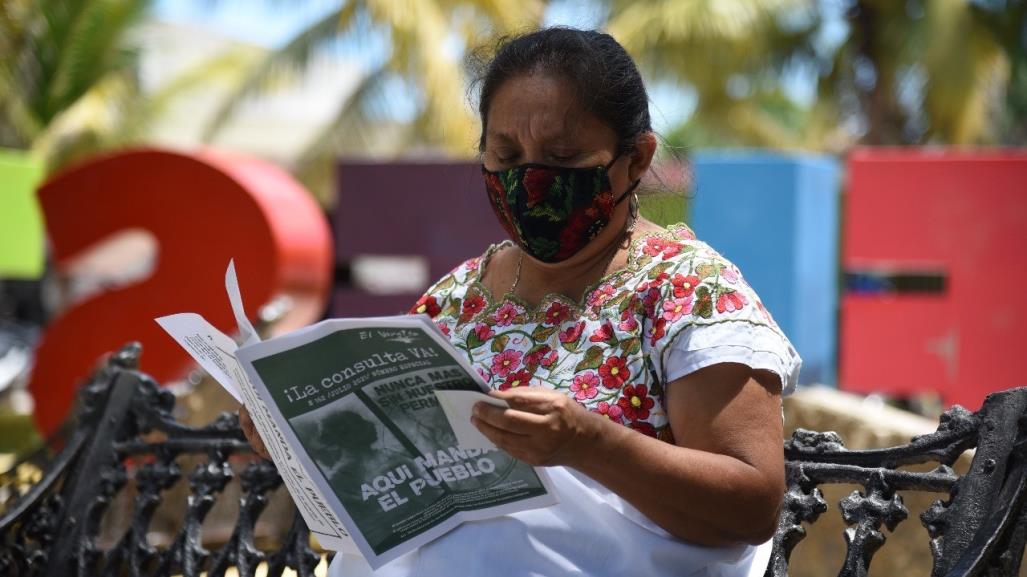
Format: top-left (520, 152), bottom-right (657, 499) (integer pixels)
top-left (331, 161), bottom-right (506, 317)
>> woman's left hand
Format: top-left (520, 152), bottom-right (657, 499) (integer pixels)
top-left (471, 387), bottom-right (601, 467)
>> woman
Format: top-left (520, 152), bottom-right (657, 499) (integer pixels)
top-left (244, 27), bottom-right (800, 576)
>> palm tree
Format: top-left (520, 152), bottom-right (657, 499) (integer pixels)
top-left (0, 0), bottom-right (260, 173)
top-left (819, 0), bottom-right (1014, 145)
top-left (608, 0), bottom-right (1026, 149)
top-left (0, 0), bottom-right (154, 171)
top-left (607, 0), bottom-right (824, 149)
top-left (202, 0), bottom-right (544, 200)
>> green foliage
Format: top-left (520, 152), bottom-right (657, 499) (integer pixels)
top-left (608, 0), bottom-right (1027, 148)
top-left (639, 192), bottom-right (687, 228)
top-left (0, 0), bottom-right (153, 171)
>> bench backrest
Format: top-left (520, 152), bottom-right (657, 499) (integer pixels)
top-left (1, 344), bottom-right (1024, 577)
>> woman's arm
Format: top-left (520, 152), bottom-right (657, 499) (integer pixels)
top-left (471, 362), bottom-right (785, 547)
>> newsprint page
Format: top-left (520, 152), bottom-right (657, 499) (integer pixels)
top-left (156, 261), bottom-right (557, 569)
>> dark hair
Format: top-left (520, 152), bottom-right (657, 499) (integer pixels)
top-left (473, 27), bottom-right (653, 155)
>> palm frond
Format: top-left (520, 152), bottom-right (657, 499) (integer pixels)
top-left (201, 1), bottom-right (360, 141)
top-left (47, 0), bottom-right (151, 118)
top-left (922, 0), bottom-right (1008, 143)
top-left (292, 63), bottom-right (393, 202)
top-left (114, 44), bottom-right (266, 145)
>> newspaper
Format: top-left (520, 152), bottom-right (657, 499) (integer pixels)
top-left (156, 261), bottom-right (557, 569)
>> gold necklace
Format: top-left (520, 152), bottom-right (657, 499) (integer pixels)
top-left (508, 210), bottom-right (637, 297)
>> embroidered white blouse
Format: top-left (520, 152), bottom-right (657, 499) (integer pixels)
top-left (329, 223), bottom-right (801, 576)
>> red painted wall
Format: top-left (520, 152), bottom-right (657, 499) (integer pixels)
top-left (841, 149), bottom-right (1027, 409)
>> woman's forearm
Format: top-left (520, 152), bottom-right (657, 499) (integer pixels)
top-left (568, 414), bottom-right (784, 547)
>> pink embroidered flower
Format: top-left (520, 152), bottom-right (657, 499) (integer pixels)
top-left (587, 283), bottom-right (617, 308)
top-left (649, 317), bottom-right (667, 347)
top-left (589, 321), bottom-right (615, 343)
top-left (473, 323), bottom-right (495, 341)
top-left (617, 384), bottom-right (655, 421)
top-left (721, 267), bottom-right (739, 283)
top-left (491, 349), bottom-right (522, 377)
top-left (716, 291), bottom-right (747, 314)
top-left (671, 274), bottom-right (700, 299)
top-left (465, 257), bottom-right (481, 271)
top-left (662, 296), bottom-right (694, 322)
top-left (642, 237), bottom-right (683, 259)
top-left (410, 295), bottom-right (441, 317)
top-left (598, 356), bottom-right (630, 389)
top-left (476, 366), bottom-right (491, 382)
top-left (674, 226), bottom-right (697, 241)
top-left (500, 369), bottom-right (532, 390)
top-left (559, 321), bottom-right (585, 344)
top-left (543, 302), bottom-right (572, 326)
top-left (493, 302), bottom-right (522, 326)
top-left (435, 321), bottom-right (451, 337)
top-left (593, 401), bottom-right (624, 423)
top-left (461, 294), bottom-right (486, 321)
top-left (570, 372), bottom-right (600, 400)
top-left (541, 350), bottom-right (559, 367)
top-left (524, 345), bottom-right (552, 368)
top-left (757, 300), bottom-right (774, 322)
top-left (618, 309), bottom-right (639, 332)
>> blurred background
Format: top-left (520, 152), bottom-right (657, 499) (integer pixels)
top-left (1, 1), bottom-right (1025, 573)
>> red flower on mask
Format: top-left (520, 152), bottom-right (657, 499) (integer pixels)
top-left (523, 168), bottom-right (557, 208)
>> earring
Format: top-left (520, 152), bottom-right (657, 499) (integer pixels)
top-left (627, 192), bottom-right (640, 233)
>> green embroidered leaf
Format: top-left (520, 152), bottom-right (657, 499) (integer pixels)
top-left (443, 298), bottom-right (461, 318)
top-left (466, 330), bottom-right (483, 349)
top-left (601, 291), bottom-right (624, 311)
top-left (574, 346), bottom-right (605, 372)
top-left (433, 274), bottom-right (456, 292)
top-left (491, 333), bottom-right (510, 353)
top-left (618, 293), bottom-right (640, 315)
top-left (696, 262), bottom-right (723, 280)
top-left (532, 324), bottom-right (560, 342)
top-left (694, 286), bottom-right (714, 318)
top-left (648, 261), bottom-right (674, 279)
top-left (527, 343), bottom-right (550, 355)
top-left (526, 202), bottom-right (568, 221)
top-left (527, 236), bottom-right (560, 258)
top-left (622, 337), bottom-right (641, 355)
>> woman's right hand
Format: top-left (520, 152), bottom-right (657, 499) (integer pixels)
top-left (239, 405), bottom-right (272, 460)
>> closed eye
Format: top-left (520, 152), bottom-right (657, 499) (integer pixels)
top-left (548, 150), bottom-right (581, 164)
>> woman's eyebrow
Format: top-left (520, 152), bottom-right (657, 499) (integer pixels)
top-left (486, 129), bottom-right (585, 151)
top-left (485, 130), bottom-right (518, 144)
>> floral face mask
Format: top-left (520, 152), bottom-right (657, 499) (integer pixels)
top-left (482, 155), bottom-right (639, 263)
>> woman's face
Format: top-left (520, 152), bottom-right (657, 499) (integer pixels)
top-left (482, 73), bottom-right (635, 198)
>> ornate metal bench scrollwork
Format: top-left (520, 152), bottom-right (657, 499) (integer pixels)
top-left (1, 344), bottom-right (1025, 577)
top-left (768, 388), bottom-right (1027, 577)
top-left (0, 344), bottom-right (321, 577)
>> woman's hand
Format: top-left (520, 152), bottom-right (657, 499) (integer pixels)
top-left (471, 387), bottom-right (602, 467)
top-left (239, 405), bottom-right (272, 460)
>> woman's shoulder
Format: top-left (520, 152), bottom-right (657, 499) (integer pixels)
top-left (623, 221), bottom-right (779, 328)
top-left (627, 222), bottom-right (801, 394)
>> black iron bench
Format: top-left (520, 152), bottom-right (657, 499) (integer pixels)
top-left (1, 344), bottom-right (1025, 576)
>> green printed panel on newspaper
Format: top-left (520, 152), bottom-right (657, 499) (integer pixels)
top-left (250, 326), bottom-right (549, 555)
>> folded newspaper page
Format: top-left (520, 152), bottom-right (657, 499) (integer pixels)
top-left (157, 261), bottom-right (557, 569)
